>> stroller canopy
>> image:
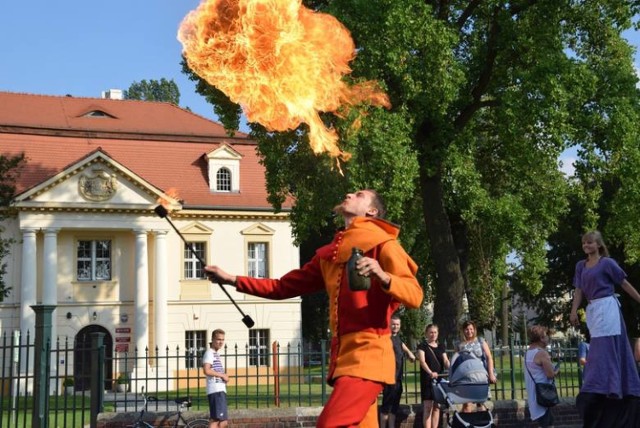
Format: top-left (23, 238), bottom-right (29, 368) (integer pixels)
top-left (449, 352), bottom-right (489, 385)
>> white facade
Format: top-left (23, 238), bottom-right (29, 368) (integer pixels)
top-left (0, 151), bottom-right (302, 382)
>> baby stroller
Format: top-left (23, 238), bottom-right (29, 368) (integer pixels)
top-left (432, 353), bottom-right (495, 428)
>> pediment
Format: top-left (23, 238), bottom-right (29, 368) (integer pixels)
top-left (13, 150), bottom-right (180, 211)
top-left (206, 144), bottom-right (243, 160)
top-left (241, 223), bottom-right (275, 236)
top-left (180, 222), bottom-right (214, 235)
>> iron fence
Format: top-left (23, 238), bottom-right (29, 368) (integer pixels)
top-left (0, 331), bottom-right (586, 428)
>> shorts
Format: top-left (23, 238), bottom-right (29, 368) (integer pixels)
top-left (380, 382), bottom-right (402, 414)
top-left (207, 391), bottom-right (228, 421)
top-left (533, 408), bottom-right (554, 428)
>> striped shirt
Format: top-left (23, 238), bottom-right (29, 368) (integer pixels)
top-left (203, 348), bottom-right (226, 394)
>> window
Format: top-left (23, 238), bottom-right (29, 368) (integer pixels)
top-left (185, 330), bottom-right (207, 369)
top-left (249, 329), bottom-right (270, 367)
top-left (77, 240), bottom-right (111, 281)
top-left (184, 242), bottom-right (206, 279)
top-left (216, 167), bottom-right (232, 192)
top-left (248, 242), bottom-right (268, 278)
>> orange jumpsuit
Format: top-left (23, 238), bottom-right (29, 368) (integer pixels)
top-left (236, 217), bottom-right (423, 427)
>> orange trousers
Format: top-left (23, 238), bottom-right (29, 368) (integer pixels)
top-left (316, 376), bottom-right (384, 428)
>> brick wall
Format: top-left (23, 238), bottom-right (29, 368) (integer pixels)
top-left (98, 399), bottom-right (582, 427)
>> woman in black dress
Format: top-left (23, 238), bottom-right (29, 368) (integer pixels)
top-left (417, 324), bottom-right (450, 428)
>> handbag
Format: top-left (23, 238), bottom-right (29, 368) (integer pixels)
top-left (525, 351), bottom-right (559, 407)
top-left (534, 382), bottom-right (559, 407)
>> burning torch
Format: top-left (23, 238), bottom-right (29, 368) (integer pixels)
top-left (154, 205), bottom-right (255, 328)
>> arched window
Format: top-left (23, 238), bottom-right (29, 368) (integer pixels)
top-left (216, 167), bottom-right (232, 192)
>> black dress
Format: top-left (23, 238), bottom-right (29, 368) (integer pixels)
top-left (418, 340), bottom-right (446, 401)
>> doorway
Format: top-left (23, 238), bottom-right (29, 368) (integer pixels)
top-left (74, 325), bottom-right (113, 391)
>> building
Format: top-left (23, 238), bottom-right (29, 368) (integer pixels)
top-left (0, 91), bottom-right (302, 387)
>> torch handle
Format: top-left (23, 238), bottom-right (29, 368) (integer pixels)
top-left (161, 214), bottom-right (255, 328)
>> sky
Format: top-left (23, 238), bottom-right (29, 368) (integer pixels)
top-left (0, 1), bottom-right (212, 118)
top-left (1, 1), bottom-right (639, 176)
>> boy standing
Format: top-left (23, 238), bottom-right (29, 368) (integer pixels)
top-left (202, 329), bottom-right (228, 428)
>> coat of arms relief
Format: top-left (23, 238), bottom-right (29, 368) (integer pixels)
top-left (78, 168), bottom-right (117, 201)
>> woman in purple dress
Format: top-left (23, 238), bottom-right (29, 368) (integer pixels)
top-left (570, 231), bottom-right (640, 427)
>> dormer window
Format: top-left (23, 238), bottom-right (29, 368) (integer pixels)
top-left (85, 111), bottom-right (109, 117)
top-left (81, 109), bottom-right (116, 118)
top-left (206, 144), bottom-right (242, 193)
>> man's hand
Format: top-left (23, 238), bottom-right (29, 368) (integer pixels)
top-left (204, 265), bottom-right (237, 286)
top-left (355, 257), bottom-right (391, 286)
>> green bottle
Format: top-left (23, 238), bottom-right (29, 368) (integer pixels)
top-left (347, 247), bottom-right (371, 291)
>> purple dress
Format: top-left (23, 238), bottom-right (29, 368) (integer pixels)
top-left (573, 257), bottom-right (640, 398)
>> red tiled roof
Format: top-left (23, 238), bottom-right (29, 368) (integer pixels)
top-left (0, 91), bottom-right (238, 137)
top-left (0, 91), bottom-right (290, 210)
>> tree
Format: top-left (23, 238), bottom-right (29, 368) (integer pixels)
top-left (124, 78), bottom-right (180, 105)
top-left (0, 153), bottom-right (26, 301)
top-left (182, 0), bottom-right (640, 341)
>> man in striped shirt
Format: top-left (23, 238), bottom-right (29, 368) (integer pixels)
top-left (202, 329), bottom-right (228, 428)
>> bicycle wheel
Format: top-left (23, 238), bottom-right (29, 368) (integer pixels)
top-left (185, 418), bottom-right (210, 428)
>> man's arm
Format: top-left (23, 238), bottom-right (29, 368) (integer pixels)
top-left (401, 342), bottom-right (416, 362)
top-left (205, 255), bottom-right (326, 300)
top-left (202, 362), bottom-right (228, 383)
top-left (376, 240), bottom-right (423, 308)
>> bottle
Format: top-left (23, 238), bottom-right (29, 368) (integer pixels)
top-left (347, 247), bottom-right (371, 291)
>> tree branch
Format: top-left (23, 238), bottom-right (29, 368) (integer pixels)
top-left (509, 0), bottom-right (539, 16)
top-left (453, 6), bottom-right (501, 131)
top-left (456, 0), bottom-right (484, 29)
top-left (437, 0), bottom-right (451, 21)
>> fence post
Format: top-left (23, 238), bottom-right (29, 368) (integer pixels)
top-left (509, 335), bottom-right (516, 400)
top-left (90, 332), bottom-right (106, 428)
top-left (320, 339), bottom-right (327, 404)
top-left (272, 341), bottom-right (280, 407)
top-left (31, 304), bottom-right (56, 428)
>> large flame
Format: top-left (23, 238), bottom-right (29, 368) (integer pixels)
top-left (157, 187), bottom-right (181, 213)
top-left (178, 0), bottom-right (390, 161)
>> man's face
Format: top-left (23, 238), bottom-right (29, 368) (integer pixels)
top-left (390, 318), bottom-right (401, 335)
top-left (211, 333), bottom-right (225, 351)
top-left (337, 190), bottom-right (377, 218)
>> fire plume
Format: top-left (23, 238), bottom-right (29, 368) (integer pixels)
top-left (178, 0), bottom-right (390, 161)
top-left (157, 187), bottom-right (181, 213)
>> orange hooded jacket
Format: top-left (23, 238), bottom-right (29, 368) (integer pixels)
top-left (235, 216), bottom-right (423, 385)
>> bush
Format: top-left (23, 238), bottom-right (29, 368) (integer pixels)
top-left (63, 377), bottom-right (74, 387)
top-left (117, 373), bottom-right (130, 385)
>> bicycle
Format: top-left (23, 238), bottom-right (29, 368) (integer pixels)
top-left (128, 387), bottom-right (210, 428)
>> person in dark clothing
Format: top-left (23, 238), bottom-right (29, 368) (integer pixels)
top-left (379, 315), bottom-right (416, 428)
top-left (417, 324), bottom-right (450, 428)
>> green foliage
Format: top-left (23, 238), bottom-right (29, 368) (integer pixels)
top-left (117, 373), bottom-right (130, 385)
top-left (124, 78), bottom-right (180, 105)
top-left (181, 0), bottom-right (640, 340)
top-left (0, 153), bottom-right (25, 301)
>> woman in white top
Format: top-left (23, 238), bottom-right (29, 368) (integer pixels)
top-left (525, 325), bottom-right (559, 428)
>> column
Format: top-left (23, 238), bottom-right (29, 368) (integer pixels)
top-left (42, 228), bottom-right (59, 350)
top-left (133, 229), bottom-right (149, 368)
top-left (154, 231), bottom-right (168, 358)
top-left (19, 228), bottom-right (37, 341)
